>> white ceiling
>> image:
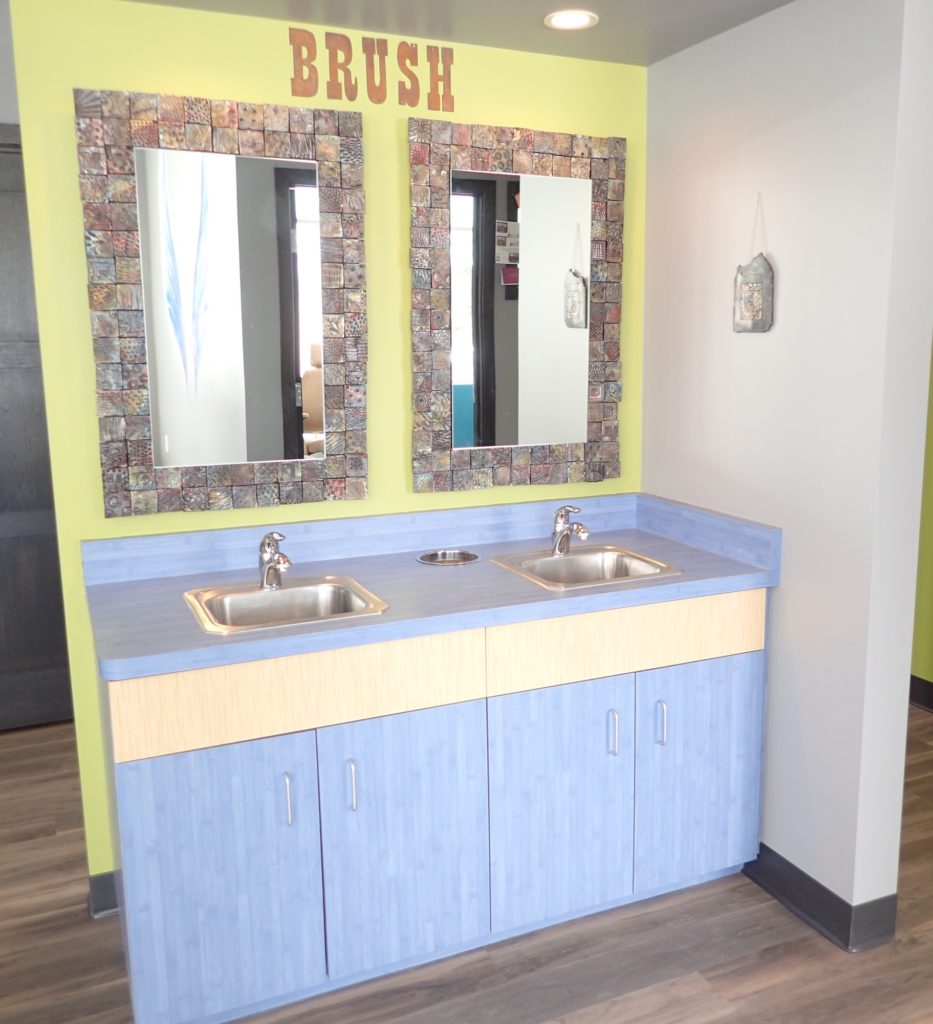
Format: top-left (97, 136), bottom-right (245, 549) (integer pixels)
top-left (123, 0), bottom-right (797, 66)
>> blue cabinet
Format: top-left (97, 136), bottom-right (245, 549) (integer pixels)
top-left (317, 700), bottom-right (490, 978)
top-left (115, 732), bottom-right (327, 1024)
top-left (487, 675), bottom-right (635, 933)
top-left (634, 651), bottom-right (765, 894)
top-left (112, 648), bottom-right (767, 1023)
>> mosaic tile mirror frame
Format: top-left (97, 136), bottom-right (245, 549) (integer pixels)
top-left (74, 88), bottom-right (368, 517)
top-left (408, 117), bottom-right (625, 492)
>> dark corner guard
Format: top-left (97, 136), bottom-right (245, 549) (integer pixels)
top-left (88, 871), bottom-right (118, 919)
top-left (910, 675), bottom-right (933, 713)
top-left (744, 844), bottom-right (896, 952)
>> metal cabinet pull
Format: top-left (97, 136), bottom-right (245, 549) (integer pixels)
top-left (283, 772), bottom-right (294, 826)
top-left (607, 708), bottom-right (621, 756)
top-left (348, 759), bottom-right (358, 812)
top-left (657, 700), bottom-right (669, 746)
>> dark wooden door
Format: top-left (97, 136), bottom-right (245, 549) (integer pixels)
top-left (0, 126), bottom-right (71, 729)
top-left (451, 176), bottom-right (497, 447)
top-left (274, 166), bottom-right (318, 461)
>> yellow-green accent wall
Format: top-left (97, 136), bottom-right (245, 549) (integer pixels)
top-left (9, 0), bottom-right (646, 875)
top-left (913, 359), bottom-right (933, 683)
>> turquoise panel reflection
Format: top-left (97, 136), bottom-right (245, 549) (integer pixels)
top-left (453, 383), bottom-right (475, 448)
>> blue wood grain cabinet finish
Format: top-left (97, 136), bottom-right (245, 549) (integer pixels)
top-left (115, 733), bottom-right (327, 1024)
top-left (487, 675), bottom-right (636, 933)
top-left (634, 652), bottom-right (765, 894)
top-left (317, 700), bottom-right (490, 979)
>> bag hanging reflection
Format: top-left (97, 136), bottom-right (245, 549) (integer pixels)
top-left (564, 268), bottom-right (588, 329)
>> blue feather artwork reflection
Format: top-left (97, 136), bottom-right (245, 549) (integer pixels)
top-left (139, 147), bottom-right (249, 467)
top-left (191, 172), bottom-right (210, 387)
top-left (158, 152), bottom-right (211, 392)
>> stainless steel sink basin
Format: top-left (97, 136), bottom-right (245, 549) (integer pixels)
top-left (185, 576), bottom-right (388, 635)
top-left (491, 545), bottom-right (681, 590)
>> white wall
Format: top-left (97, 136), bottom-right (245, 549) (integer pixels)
top-left (0, 0), bottom-right (18, 123)
top-left (644, 0), bottom-right (932, 905)
top-left (518, 174), bottom-right (591, 446)
top-left (854, 0), bottom-right (933, 902)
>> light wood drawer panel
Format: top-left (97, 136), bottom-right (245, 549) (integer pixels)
top-left (109, 628), bottom-right (486, 762)
top-left (485, 590), bottom-right (766, 697)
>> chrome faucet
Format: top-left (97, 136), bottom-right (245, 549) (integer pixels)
top-left (258, 531), bottom-right (292, 590)
top-left (551, 505), bottom-right (590, 556)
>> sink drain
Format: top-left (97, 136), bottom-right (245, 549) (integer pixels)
top-left (417, 549), bottom-right (479, 566)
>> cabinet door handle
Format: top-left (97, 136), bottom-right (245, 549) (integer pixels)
top-left (607, 708), bottom-right (621, 756)
top-left (348, 759), bottom-right (358, 812)
top-left (283, 772), bottom-right (294, 826)
top-left (657, 700), bottom-right (669, 746)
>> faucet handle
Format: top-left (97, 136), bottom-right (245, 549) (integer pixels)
top-left (553, 504), bottom-right (581, 528)
top-left (259, 531), bottom-right (286, 556)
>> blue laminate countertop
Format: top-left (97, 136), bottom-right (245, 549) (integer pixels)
top-left (84, 494), bottom-right (781, 681)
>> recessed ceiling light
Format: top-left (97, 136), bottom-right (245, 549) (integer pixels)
top-left (543, 9), bottom-right (600, 31)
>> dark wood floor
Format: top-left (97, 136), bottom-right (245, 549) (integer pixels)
top-left (4, 710), bottom-right (933, 1024)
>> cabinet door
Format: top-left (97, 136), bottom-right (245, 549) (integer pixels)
top-left (488, 675), bottom-right (635, 933)
top-left (634, 651), bottom-right (765, 894)
top-left (317, 700), bottom-right (489, 979)
top-left (116, 732), bottom-right (326, 1024)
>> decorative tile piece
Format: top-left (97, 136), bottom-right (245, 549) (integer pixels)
top-left (157, 95), bottom-right (185, 123)
top-left (409, 118), bottom-right (625, 492)
top-left (75, 89), bottom-right (369, 516)
top-left (129, 93), bottom-right (158, 121)
top-left (264, 104), bottom-right (290, 132)
top-left (210, 99), bottom-right (237, 127)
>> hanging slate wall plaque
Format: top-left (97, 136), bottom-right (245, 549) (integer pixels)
top-left (733, 252), bottom-right (774, 333)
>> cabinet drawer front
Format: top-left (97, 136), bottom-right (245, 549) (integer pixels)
top-left (634, 651), bottom-right (765, 892)
top-left (117, 732), bottom-right (326, 1024)
top-left (488, 674), bottom-right (635, 932)
top-left (317, 700), bottom-right (491, 978)
top-left (109, 628), bottom-right (485, 762)
top-left (486, 589), bottom-right (766, 697)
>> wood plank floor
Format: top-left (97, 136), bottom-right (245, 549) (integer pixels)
top-left (3, 709), bottom-right (933, 1024)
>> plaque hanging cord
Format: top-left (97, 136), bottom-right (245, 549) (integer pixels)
top-left (749, 191), bottom-right (768, 261)
top-left (571, 222), bottom-right (585, 277)
top-left (564, 223), bottom-right (588, 329)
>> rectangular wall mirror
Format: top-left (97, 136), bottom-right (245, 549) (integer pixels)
top-left (409, 118), bottom-right (625, 492)
top-left (74, 89), bottom-right (369, 516)
top-left (137, 150), bottom-right (326, 467)
top-left (450, 170), bottom-right (592, 449)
